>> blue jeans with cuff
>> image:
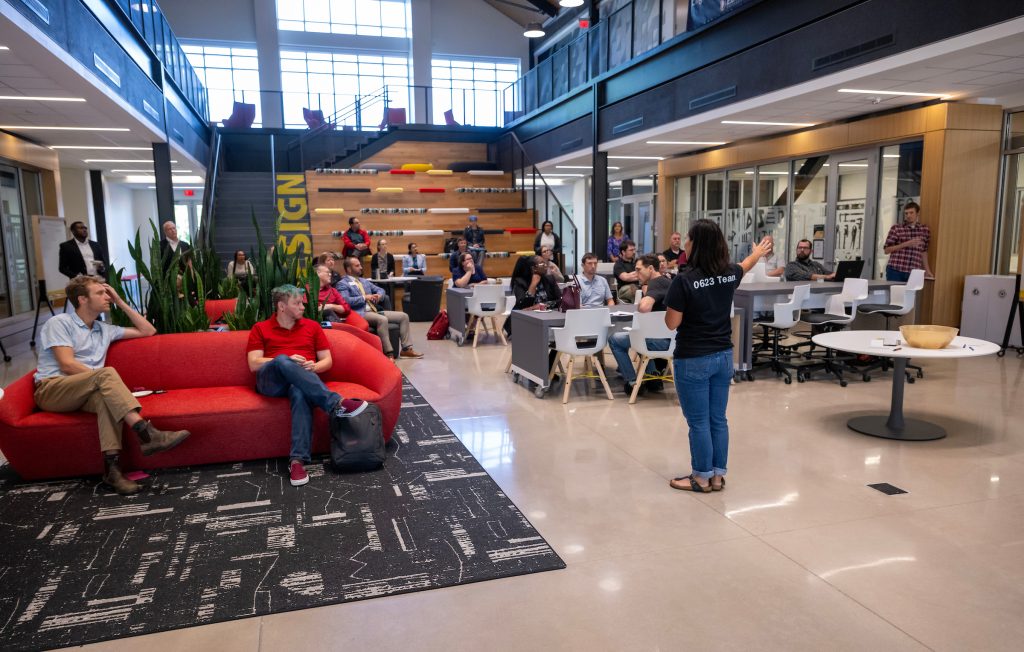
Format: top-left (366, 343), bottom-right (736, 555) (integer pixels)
top-left (256, 356), bottom-right (341, 463)
top-left (673, 349), bottom-right (734, 480)
top-left (609, 331), bottom-right (670, 384)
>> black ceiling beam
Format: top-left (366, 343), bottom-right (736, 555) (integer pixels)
top-left (526, 0), bottom-right (560, 18)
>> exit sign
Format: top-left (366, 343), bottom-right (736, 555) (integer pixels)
top-left (183, 189), bottom-right (195, 197)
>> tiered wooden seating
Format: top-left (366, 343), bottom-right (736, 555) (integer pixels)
top-left (307, 140), bottom-right (535, 280)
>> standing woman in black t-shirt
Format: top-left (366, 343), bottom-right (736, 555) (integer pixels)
top-left (664, 219), bottom-right (772, 493)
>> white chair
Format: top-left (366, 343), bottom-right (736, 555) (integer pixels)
top-left (625, 311), bottom-right (676, 404)
top-left (857, 269), bottom-right (926, 381)
top-left (548, 308), bottom-right (614, 404)
top-left (466, 284), bottom-right (508, 348)
top-left (752, 284), bottom-right (811, 384)
top-left (800, 278), bottom-right (869, 386)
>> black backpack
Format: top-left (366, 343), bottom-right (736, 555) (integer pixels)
top-left (444, 237), bottom-right (459, 253)
top-left (329, 402), bottom-right (385, 472)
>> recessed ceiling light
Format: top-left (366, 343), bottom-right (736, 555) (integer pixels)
top-left (838, 88), bottom-right (949, 98)
top-left (84, 159), bottom-right (177, 163)
top-left (52, 146), bottom-right (150, 150)
top-left (555, 165), bottom-right (621, 170)
top-left (124, 175), bottom-right (203, 184)
top-left (111, 168), bottom-right (192, 173)
top-left (541, 173), bottom-right (585, 177)
top-left (607, 155), bottom-right (664, 160)
top-left (559, 0), bottom-right (584, 6)
top-left (0, 126), bottom-right (129, 131)
top-left (744, 171), bottom-right (788, 175)
top-left (0, 96), bottom-right (86, 102)
top-left (722, 120), bottom-right (815, 127)
top-left (882, 154), bottom-right (901, 158)
top-left (645, 140), bottom-right (726, 146)
top-left (523, 23), bottom-right (545, 38)
top-left (0, 47), bottom-right (9, 51)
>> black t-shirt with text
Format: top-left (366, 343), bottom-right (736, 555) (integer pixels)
top-left (644, 275), bottom-right (672, 312)
top-left (664, 263), bottom-right (743, 358)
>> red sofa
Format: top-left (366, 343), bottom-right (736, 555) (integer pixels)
top-left (0, 329), bottom-right (402, 481)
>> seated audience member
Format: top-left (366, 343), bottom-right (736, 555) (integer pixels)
top-left (314, 264), bottom-right (369, 331)
top-left (453, 252), bottom-right (487, 288)
top-left (448, 237), bottom-right (470, 276)
top-left (663, 232), bottom-right (686, 270)
top-left (533, 220), bottom-right (562, 257)
top-left (577, 252), bottom-right (614, 307)
top-left (658, 253), bottom-right (671, 276)
top-left (613, 240), bottom-right (640, 303)
top-left (761, 235), bottom-right (784, 277)
top-left (503, 255), bottom-right (560, 337)
top-left (403, 242), bottom-right (427, 276)
top-left (370, 238), bottom-right (395, 280)
top-left (463, 215), bottom-right (487, 267)
top-left (342, 217), bottom-right (370, 259)
top-left (318, 252), bottom-right (342, 286)
top-left (338, 256), bottom-right (424, 359)
top-left (608, 254), bottom-right (672, 397)
top-left (247, 284), bottom-right (369, 487)
top-left (540, 244), bottom-right (565, 283)
top-left (227, 250), bottom-right (256, 283)
top-left (34, 276), bottom-right (191, 495)
top-left (784, 239), bottom-right (835, 281)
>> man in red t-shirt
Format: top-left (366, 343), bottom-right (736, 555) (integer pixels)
top-left (246, 284), bottom-right (368, 487)
top-left (342, 216), bottom-right (370, 259)
top-left (314, 263), bottom-right (370, 331)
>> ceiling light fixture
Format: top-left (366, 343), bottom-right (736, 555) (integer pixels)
top-left (838, 88), bottom-right (949, 98)
top-left (0, 126), bottom-right (129, 131)
top-left (124, 175), bottom-right (203, 184)
top-left (556, 165), bottom-right (621, 170)
top-left (52, 146), bottom-right (150, 150)
top-left (646, 140), bottom-right (726, 146)
top-left (84, 159), bottom-right (177, 163)
top-left (559, 0), bottom-right (584, 6)
top-left (607, 155), bottom-right (664, 160)
top-left (0, 47), bottom-right (8, 51)
top-left (721, 120), bottom-right (815, 127)
top-left (111, 169), bottom-right (192, 173)
top-left (0, 96), bottom-right (86, 102)
top-left (523, 23), bottom-right (545, 38)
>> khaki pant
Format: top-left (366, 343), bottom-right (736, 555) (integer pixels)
top-left (363, 310), bottom-right (411, 354)
top-left (34, 368), bottom-right (141, 453)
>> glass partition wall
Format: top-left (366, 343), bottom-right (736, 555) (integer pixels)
top-left (673, 141), bottom-right (923, 276)
top-left (996, 110), bottom-right (1024, 275)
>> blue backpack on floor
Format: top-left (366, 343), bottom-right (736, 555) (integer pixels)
top-left (329, 402), bottom-right (386, 472)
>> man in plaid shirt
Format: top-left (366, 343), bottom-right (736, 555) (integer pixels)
top-left (883, 201), bottom-right (934, 282)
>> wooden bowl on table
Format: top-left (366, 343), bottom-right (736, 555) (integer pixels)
top-left (900, 325), bottom-right (959, 349)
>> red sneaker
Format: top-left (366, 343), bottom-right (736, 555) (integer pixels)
top-left (335, 398), bottom-right (368, 418)
top-left (289, 460), bottom-right (309, 486)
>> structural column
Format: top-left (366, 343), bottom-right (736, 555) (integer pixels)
top-left (409, 0), bottom-right (433, 124)
top-left (88, 170), bottom-right (108, 258)
top-left (254, 0), bottom-right (285, 128)
top-left (152, 142), bottom-right (174, 227)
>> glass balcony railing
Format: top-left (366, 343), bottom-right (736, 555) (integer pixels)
top-left (109, 0), bottom-right (209, 122)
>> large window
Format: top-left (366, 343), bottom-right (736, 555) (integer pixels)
top-left (182, 44), bottom-right (261, 125)
top-left (280, 49), bottom-right (410, 128)
top-left (431, 57), bottom-right (519, 127)
top-left (277, 0), bottom-right (409, 37)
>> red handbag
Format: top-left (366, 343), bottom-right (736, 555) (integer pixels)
top-left (559, 275), bottom-right (582, 312)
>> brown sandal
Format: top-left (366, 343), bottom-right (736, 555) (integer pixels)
top-left (711, 476), bottom-right (726, 491)
top-left (670, 475), bottom-right (712, 493)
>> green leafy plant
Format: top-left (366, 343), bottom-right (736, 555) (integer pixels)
top-left (217, 276), bottom-right (240, 300)
top-left (105, 266), bottom-right (144, 327)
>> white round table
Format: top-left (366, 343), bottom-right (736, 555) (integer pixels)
top-left (812, 330), bottom-right (999, 441)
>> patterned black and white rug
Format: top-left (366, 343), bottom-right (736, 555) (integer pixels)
top-left (0, 379), bottom-right (564, 651)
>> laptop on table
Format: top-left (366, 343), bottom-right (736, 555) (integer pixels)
top-left (831, 259), bottom-right (865, 282)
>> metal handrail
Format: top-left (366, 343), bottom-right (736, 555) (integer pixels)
top-left (198, 129), bottom-right (222, 238)
top-left (503, 131), bottom-right (579, 275)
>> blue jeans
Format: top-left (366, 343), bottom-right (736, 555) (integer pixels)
top-left (609, 331), bottom-right (670, 384)
top-left (256, 356), bottom-right (341, 463)
top-left (885, 266), bottom-right (911, 282)
top-left (673, 349), bottom-right (734, 480)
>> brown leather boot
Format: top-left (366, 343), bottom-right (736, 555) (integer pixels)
top-left (103, 457), bottom-right (141, 495)
top-left (137, 421), bottom-right (191, 456)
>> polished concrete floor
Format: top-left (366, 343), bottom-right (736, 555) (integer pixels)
top-left (3, 327), bottom-right (1023, 651)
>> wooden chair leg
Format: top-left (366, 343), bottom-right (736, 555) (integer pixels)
top-left (593, 355), bottom-right (614, 400)
top-left (547, 352), bottom-right (562, 383)
top-left (629, 355), bottom-right (649, 404)
top-left (471, 315), bottom-right (481, 348)
top-left (493, 317), bottom-right (507, 346)
top-left (504, 351), bottom-right (513, 373)
top-left (562, 356), bottom-right (575, 404)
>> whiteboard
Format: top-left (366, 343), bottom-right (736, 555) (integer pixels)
top-left (31, 215), bottom-right (71, 300)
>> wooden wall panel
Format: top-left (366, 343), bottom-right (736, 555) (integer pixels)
top-left (359, 142), bottom-right (488, 171)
